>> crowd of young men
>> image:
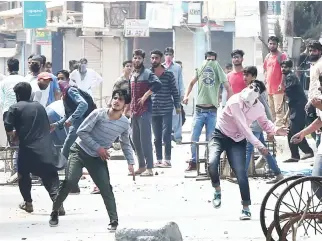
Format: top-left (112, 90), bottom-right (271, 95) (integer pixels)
top-left (1, 38), bottom-right (322, 229)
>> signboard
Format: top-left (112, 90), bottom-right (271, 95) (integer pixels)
top-left (124, 19), bottom-right (149, 38)
top-left (35, 30), bottom-right (51, 45)
top-left (23, 1), bottom-right (47, 29)
top-left (188, 2), bottom-right (201, 24)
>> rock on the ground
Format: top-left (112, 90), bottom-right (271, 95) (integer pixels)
top-left (115, 222), bottom-right (183, 241)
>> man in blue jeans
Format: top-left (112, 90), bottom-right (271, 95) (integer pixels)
top-left (243, 66), bottom-right (283, 184)
top-left (182, 51), bottom-right (233, 171)
top-left (208, 80), bottom-right (287, 220)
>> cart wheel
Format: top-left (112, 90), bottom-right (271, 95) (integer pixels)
top-left (274, 176), bottom-right (322, 240)
top-left (260, 175), bottom-right (303, 241)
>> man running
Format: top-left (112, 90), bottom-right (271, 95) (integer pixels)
top-left (208, 80), bottom-right (287, 220)
top-left (49, 89), bottom-right (135, 231)
top-left (4, 82), bottom-right (64, 215)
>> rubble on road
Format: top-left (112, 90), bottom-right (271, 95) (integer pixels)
top-left (115, 222), bottom-right (183, 241)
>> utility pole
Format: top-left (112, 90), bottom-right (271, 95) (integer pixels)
top-left (205, 1), bottom-right (211, 51)
top-left (31, 29), bottom-right (40, 55)
top-left (133, 1), bottom-right (139, 50)
top-left (282, 1), bottom-right (295, 53)
top-left (259, 1), bottom-right (269, 61)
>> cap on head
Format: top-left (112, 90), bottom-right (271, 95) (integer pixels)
top-left (38, 72), bottom-right (52, 80)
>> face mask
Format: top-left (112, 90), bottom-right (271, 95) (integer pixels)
top-left (309, 54), bottom-right (320, 62)
top-left (80, 64), bottom-right (87, 73)
top-left (30, 63), bottom-right (40, 73)
top-left (165, 55), bottom-right (172, 62)
top-left (240, 88), bottom-right (259, 107)
top-left (38, 82), bottom-right (48, 90)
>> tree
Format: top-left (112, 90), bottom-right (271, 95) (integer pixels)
top-left (294, 1), bottom-right (322, 40)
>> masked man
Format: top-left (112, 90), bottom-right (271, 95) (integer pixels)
top-left (69, 58), bottom-right (103, 96)
top-left (208, 80), bottom-right (287, 220)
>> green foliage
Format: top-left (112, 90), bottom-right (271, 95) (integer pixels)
top-left (274, 19), bottom-right (283, 48)
top-left (294, 1), bottom-right (322, 39)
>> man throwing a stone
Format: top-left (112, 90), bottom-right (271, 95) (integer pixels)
top-left (49, 89), bottom-right (135, 231)
top-left (208, 80), bottom-right (287, 220)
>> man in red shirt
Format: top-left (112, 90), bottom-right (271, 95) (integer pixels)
top-left (227, 49), bottom-right (247, 94)
top-left (263, 36), bottom-right (287, 127)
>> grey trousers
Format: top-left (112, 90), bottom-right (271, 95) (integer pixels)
top-left (132, 111), bottom-right (154, 169)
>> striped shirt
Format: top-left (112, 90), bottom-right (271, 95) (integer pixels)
top-left (0, 74), bottom-right (26, 114)
top-left (76, 108), bottom-right (134, 164)
top-left (151, 67), bottom-right (180, 116)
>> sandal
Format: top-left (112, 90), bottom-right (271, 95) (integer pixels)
top-left (158, 162), bottom-right (172, 168)
top-left (140, 169), bottom-right (154, 177)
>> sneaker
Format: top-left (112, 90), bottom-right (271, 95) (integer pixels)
top-left (185, 162), bottom-right (196, 172)
top-left (19, 201), bottom-right (34, 213)
top-left (58, 206), bottom-right (66, 216)
top-left (240, 209), bottom-right (251, 220)
top-left (266, 174), bottom-right (284, 184)
top-left (140, 169), bottom-right (154, 177)
top-left (49, 211), bottom-right (59, 227)
top-left (107, 220), bottom-right (118, 232)
top-left (212, 192), bottom-right (221, 209)
top-left (91, 186), bottom-right (100, 194)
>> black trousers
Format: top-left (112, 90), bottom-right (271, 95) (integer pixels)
top-left (18, 148), bottom-right (60, 203)
top-left (288, 116), bottom-right (313, 159)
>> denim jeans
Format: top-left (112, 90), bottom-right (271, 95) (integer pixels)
top-left (132, 111), bottom-right (154, 169)
top-left (208, 129), bottom-right (251, 206)
top-left (152, 112), bottom-right (172, 161)
top-left (246, 131), bottom-right (281, 176)
top-left (312, 154), bottom-right (322, 200)
top-left (191, 108), bottom-right (216, 163)
top-left (172, 113), bottom-right (182, 142)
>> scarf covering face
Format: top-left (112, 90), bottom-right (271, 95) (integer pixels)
top-left (240, 87), bottom-right (259, 107)
top-left (58, 80), bottom-right (70, 97)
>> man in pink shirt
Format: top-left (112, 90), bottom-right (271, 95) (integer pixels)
top-left (263, 36), bottom-right (287, 127)
top-left (208, 80), bottom-right (287, 220)
top-left (227, 49), bottom-right (247, 94)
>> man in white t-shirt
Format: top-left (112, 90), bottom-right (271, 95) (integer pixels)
top-left (30, 72), bottom-right (52, 107)
top-left (69, 58), bottom-right (103, 96)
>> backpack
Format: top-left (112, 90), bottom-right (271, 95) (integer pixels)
top-left (265, 51), bottom-right (284, 65)
top-left (64, 87), bottom-right (97, 118)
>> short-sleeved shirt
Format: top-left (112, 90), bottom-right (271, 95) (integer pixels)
top-left (263, 52), bottom-right (287, 95)
top-left (227, 71), bottom-right (246, 94)
top-left (196, 60), bottom-right (227, 108)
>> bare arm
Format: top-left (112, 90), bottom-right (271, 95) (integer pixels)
top-left (301, 117), bottom-right (322, 136)
top-left (183, 76), bottom-right (198, 102)
top-left (223, 82), bottom-right (233, 99)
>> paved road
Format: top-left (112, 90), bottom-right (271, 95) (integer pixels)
top-left (0, 116), bottom-right (317, 241)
